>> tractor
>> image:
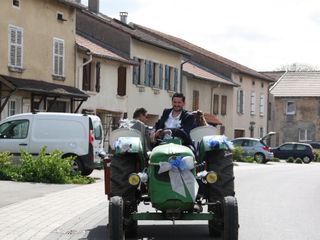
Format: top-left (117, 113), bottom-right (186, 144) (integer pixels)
top-left (104, 122), bottom-right (238, 239)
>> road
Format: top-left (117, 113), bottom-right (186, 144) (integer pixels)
top-left (96, 162), bottom-right (320, 240)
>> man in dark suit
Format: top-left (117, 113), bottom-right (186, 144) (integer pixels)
top-left (154, 93), bottom-right (194, 144)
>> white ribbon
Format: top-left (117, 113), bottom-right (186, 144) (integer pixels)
top-left (158, 156), bottom-right (199, 201)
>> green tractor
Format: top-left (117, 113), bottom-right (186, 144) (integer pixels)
top-left (105, 123), bottom-right (238, 239)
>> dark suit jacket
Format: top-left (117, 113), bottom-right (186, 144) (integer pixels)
top-left (154, 108), bottom-right (194, 134)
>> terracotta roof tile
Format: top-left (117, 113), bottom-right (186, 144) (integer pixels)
top-left (183, 62), bottom-right (237, 86)
top-left (76, 34), bottom-right (136, 65)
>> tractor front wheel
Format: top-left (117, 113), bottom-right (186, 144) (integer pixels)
top-left (223, 196), bottom-right (239, 240)
top-left (109, 196), bottom-right (124, 240)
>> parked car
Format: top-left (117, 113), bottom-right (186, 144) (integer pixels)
top-left (271, 142), bottom-right (314, 163)
top-left (307, 141), bottom-right (320, 150)
top-left (231, 132), bottom-right (276, 163)
top-left (0, 112), bottom-right (104, 175)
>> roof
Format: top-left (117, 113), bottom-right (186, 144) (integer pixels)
top-left (183, 62), bottom-right (237, 86)
top-left (76, 34), bottom-right (136, 65)
top-left (80, 10), bottom-right (189, 56)
top-left (0, 75), bottom-right (88, 100)
top-left (259, 71), bottom-right (286, 81)
top-left (132, 23), bottom-right (274, 82)
top-left (270, 71), bottom-right (320, 97)
top-left (204, 113), bottom-right (222, 125)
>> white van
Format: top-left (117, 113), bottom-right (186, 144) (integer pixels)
top-left (0, 112), bottom-right (104, 176)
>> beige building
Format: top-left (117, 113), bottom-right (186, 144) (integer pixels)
top-left (0, 0), bottom-right (87, 120)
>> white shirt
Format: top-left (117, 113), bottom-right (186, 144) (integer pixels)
top-left (165, 110), bottom-right (182, 129)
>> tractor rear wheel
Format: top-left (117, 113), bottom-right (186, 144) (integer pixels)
top-left (109, 196), bottom-right (124, 240)
top-left (110, 153), bottom-right (138, 237)
top-left (223, 196), bottom-right (239, 240)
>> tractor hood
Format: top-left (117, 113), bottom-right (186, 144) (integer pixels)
top-left (149, 143), bottom-right (194, 164)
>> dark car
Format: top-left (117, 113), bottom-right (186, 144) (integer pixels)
top-left (271, 142), bottom-right (314, 163)
top-left (307, 141), bottom-right (320, 150)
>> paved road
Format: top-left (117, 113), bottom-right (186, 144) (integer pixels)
top-left (1, 162), bottom-right (320, 239)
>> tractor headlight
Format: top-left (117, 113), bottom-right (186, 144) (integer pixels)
top-left (205, 171), bottom-right (218, 184)
top-left (128, 173), bottom-right (140, 186)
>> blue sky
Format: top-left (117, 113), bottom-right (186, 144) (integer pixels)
top-left (82, 0), bottom-right (320, 71)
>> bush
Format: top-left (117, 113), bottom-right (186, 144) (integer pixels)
top-left (270, 157), bottom-right (280, 162)
top-left (232, 146), bottom-right (245, 162)
top-left (0, 147), bottom-right (94, 184)
top-left (314, 150), bottom-right (320, 162)
top-left (0, 152), bottom-right (19, 180)
top-left (286, 157), bottom-right (295, 163)
top-left (295, 158), bottom-right (303, 164)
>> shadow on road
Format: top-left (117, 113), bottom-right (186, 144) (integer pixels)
top-left (88, 224), bottom-right (219, 240)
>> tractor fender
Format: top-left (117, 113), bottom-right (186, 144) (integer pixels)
top-left (114, 136), bottom-right (143, 155)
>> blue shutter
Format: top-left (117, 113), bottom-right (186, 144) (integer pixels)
top-left (165, 65), bottom-right (169, 90)
top-left (174, 68), bottom-right (178, 92)
top-left (144, 60), bottom-right (149, 86)
top-left (149, 61), bottom-right (153, 87)
top-left (159, 64), bottom-right (163, 89)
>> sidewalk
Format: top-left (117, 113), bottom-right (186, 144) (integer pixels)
top-left (0, 173), bottom-right (108, 240)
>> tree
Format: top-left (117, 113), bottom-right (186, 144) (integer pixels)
top-left (275, 62), bottom-right (319, 71)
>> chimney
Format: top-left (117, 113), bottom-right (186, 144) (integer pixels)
top-left (88, 0), bottom-right (99, 13)
top-left (120, 12), bottom-right (128, 24)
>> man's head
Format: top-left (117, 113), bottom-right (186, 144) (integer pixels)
top-left (171, 93), bottom-right (185, 113)
top-left (133, 107), bottom-right (148, 123)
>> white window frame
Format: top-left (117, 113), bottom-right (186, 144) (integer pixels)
top-left (299, 129), bottom-right (309, 142)
top-left (250, 92), bottom-right (256, 115)
top-left (53, 38), bottom-right (65, 77)
top-left (237, 89), bottom-right (244, 114)
top-left (8, 25), bottom-right (23, 68)
top-left (259, 94), bottom-right (265, 116)
top-left (286, 101), bottom-right (296, 115)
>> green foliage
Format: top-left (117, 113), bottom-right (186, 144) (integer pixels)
top-left (314, 150), bottom-right (320, 162)
top-left (295, 158), bottom-right (303, 164)
top-left (0, 147), bottom-right (94, 184)
top-left (270, 157), bottom-right (280, 162)
top-left (243, 156), bottom-right (255, 163)
top-left (232, 146), bottom-right (245, 162)
top-left (286, 157), bottom-right (295, 163)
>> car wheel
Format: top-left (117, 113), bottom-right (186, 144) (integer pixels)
top-left (254, 153), bottom-right (266, 163)
top-left (302, 156), bottom-right (312, 164)
top-left (71, 158), bottom-right (83, 174)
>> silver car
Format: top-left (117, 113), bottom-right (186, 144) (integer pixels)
top-left (231, 132), bottom-right (276, 163)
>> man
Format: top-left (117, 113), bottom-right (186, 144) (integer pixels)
top-left (131, 107), bottom-right (152, 151)
top-left (154, 93), bottom-right (194, 143)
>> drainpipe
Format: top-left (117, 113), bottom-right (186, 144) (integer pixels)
top-left (180, 59), bottom-right (190, 93)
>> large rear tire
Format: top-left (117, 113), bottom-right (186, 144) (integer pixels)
top-left (207, 149), bottom-right (235, 238)
top-left (110, 153), bottom-right (138, 237)
top-left (109, 196), bottom-right (124, 240)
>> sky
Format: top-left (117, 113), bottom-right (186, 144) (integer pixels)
top-left (82, 0), bottom-right (320, 71)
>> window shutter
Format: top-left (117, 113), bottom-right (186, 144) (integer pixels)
top-left (144, 60), bottom-right (149, 86)
top-left (260, 94), bottom-right (264, 115)
top-left (82, 58), bottom-right (90, 90)
top-left (213, 94), bottom-right (219, 115)
top-left (221, 95), bottom-right (227, 115)
top-left (174, 68), bottom-right (178, 92)
top-left (95, 62), bottom-right (101, 92)
top-left (237, 90), bottom-right (240, 113)
top-left (9, 26), bottom-right (23, 68)
top-left (250, 92), bottom-right (256, 115)
top-left (149, 61), bottom-right (153, 87)
top-left (117, 67), bottom-right (127, 96)
top-left (53, 38), bottom-right (64, 76)
top-left (240, 90), bottom-right (244, 113)
top-left (159, 64), bottom-right (163, 89)
top-left (165, 65), bottom-right (169, 90)
top-left (192, 90), bottom-right (199, 111)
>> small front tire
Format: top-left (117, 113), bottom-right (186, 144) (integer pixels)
top-left (302, 156), bottom-right (312, 164)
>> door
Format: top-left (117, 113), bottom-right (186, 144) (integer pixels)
top-left (0, 119), bottom-right (30, 161)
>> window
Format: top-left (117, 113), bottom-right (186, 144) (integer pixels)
top-left (164, 65), bottom-right (171, 90)
top-left (173, 68), bottom-right (178, 92)
top-left (299, 129), bottom-right (309, 141)
top-left (159, 64), bottom-right (164, 89)
top-left (221, 95), bottom-right (227, 115)
top-left (237, 89), bottom-right (244, 114)
top-left (259, 127), bottom-right (264, 138)
top-left (117, 66), bottom-right (126, 96)
top-left (12, 0), bottom-right (20, 7)
top-left (53, 38), bottom-right (64, 77)
top-left (144, 60), bottom-right (154, 87)
top-left (8, 25), bottom-right (23, 68)
top-left (47, 100), bottom-right (67, 112)
top-left (82, 60), bottom-right (101, 92)
top-left (259, 94), bottom-right (265, 116)
top-left (250, 92), bottom-right (256, 115)
top-left (8, 99), bottom-right (16, 116)
top-left (213, 94), bottom-right (219, 115)
top-left (0, 120), bottom-right (29, 139)
top-left (192, 90), bottom-right (199, 111)
top-left (132, 57), bottom-right (141, 85)
top-left (279, 144), bottom-right (294, 151)
top-left (286, 101), bottom-right (296, 115)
